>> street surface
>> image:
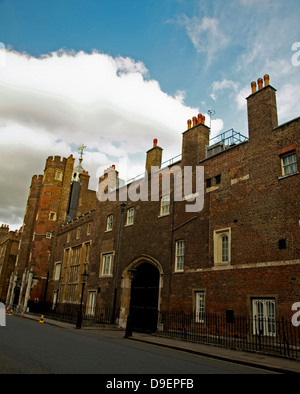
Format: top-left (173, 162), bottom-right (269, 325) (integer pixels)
top-left (0, 315), bottom-right (276, 375)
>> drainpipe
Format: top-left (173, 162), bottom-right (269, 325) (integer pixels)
top-left (111, 202), bottom-right (126, 322)
top-left (167, 188), bottom-right (175, 314)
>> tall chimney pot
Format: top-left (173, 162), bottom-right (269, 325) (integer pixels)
top-left (264, 74), bottom-right (270, 86)
top-left (251, 81), bottom-right (257, 94)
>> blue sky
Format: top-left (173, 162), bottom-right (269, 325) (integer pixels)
top-left (0, 0), bottom-right (300, 229)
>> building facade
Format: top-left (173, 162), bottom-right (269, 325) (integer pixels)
top-left (6, 153), bottom-right (97, 313)
top-left (6, 75), bottom-right (300, 334)
top-left (0, 225), bottom-right (20, 303)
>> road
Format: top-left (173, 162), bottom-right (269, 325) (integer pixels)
top-left (0, 315), bottom-right (275, 375)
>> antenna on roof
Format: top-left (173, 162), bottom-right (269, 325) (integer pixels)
top-left (208, 110), bottom-right (215, 140)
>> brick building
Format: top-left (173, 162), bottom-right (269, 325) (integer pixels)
top-left (0, 225), bottom-right (20, 303)
top-left (6, 74), bottom-right (300, 335)
top-left (6, 153), bottom-right (97, 313)
top-left (44, 74), bottom-right (300, 334)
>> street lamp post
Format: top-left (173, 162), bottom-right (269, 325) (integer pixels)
top-left (125, 265), bottom-right (137, 338)
top-left (76, 269), bottom-right (89, 329)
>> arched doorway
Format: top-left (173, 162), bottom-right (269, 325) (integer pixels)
top-left (130, 263), bottom-right (160, 333)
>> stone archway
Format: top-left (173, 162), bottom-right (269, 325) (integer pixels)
top-left (119, 256), bottom-right (163, 333)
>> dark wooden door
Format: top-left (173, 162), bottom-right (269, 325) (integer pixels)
top-left (130, 263), bottom-right (159, 333)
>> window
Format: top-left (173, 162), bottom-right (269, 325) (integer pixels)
top-left (206, 178), bottom-right (212, 188)
top-left (101, 253), bottom-right (114, 276)
top-left (49, 211), bottom-right (56, 221)
top-left (87, 222), bottom-right (92, 235)
top-left (54, 262), bottom-right (61, 281)
top-left (67, 232), bottom-right (71, 243)
top-left (281, 152), bottom-right (298, 176)
top-left (87, 291), bottom-right (97, 315)
top-left (76, 227), bottom-right (81, 239)
top-left (55, 171), bottom-right (63, 181)
top-left (222, 235), bottom-right (229, 262)
top-left (195, 291), bottom-right (205, 323)
top-left (126, 208), bottom-right (134, 226)
top-left (84, 242), bottom-right (90, 264)
top-left (252, 298), bottom-right (276, 336)
top-left (106, 214), bottom-right (113, 231)
top-left (278, 238), bottom-right (286, 250)
top-left (65, 246), bottom-right (82, 302)
top-left (214, 228), bottom-right (231, 265)
top-left (175, 240), bottom-right (185, 272)
top-left (215, 174), bottom-right (221, 184)
top-left (160, 195), bottom-right (170, 216)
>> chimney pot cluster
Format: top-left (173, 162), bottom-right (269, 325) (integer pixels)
top-left (1, 224), bottom-right (9, 229)
top-left (251, 74), bottom-right (270, 94)
top-left (187, 114), bottom-right (206, 129)
top-left (104, 165), bottom-right (116, 174)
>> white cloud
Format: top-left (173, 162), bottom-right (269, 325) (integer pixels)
top-left (277, 83), bottom-right (300, 122)
top-left (210, 79), bottom-right (239, 101)
top-left (175, 15), bottom-right (229, 66)
top-left (0, 49), bottom-right (199, 230)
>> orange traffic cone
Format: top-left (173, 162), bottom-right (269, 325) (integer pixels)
top-left (39, 315), bottom-right (44, 323)
top-left (20, 310), bottom-right (24, 318)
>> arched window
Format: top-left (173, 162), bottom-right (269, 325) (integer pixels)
top-left (213, 228), bottom-right (231, 266)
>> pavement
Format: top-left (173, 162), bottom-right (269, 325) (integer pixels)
top-left (19, 313), bottom-right (300, 374)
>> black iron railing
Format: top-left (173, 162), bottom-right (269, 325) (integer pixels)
top-left (156, 311), bottom-right (300, 360)
top-left (26, 301), bottom-right (119, 326)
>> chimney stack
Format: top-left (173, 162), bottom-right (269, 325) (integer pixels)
top-left (182, 113), bottom-right (209, 166)
top-left (145, 139), bottom-right (163, 174)
top-left (247, 74), bottom-right (278, 139)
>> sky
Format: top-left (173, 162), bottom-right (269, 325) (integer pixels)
top-left (0, 0), bottom-right (300, 231)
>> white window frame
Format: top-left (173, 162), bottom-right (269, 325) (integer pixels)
top-left (160, 195), bottom-right (170, 216)
top-left (175, 240), bottom-right (185, 272)
top-left (213, 228), bottom-right (231, 266)
top-left (281, 152), bottom-right (298, 176)
top-left (101, 253), bottom-right (114, 276)
top-left (126, 208), bottom-right (135, 226)
top-left (106, 214), bottom-right (113, 231)
top-left (252, 298), bottom-right (276, 337)
top-left (195, 291), bottom-right (205, 323)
